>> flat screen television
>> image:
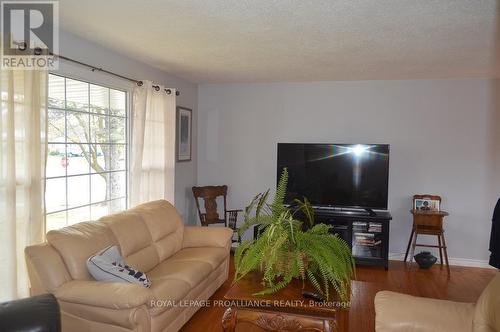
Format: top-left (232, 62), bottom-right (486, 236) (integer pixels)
top-left (277, 143), bottom-right (390, 210)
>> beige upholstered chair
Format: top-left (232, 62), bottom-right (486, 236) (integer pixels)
top-left (375, 273), bottom-right (500, 332)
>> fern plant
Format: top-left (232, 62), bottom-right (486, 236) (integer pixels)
top-left (234, 168), bottom-right (355, 302)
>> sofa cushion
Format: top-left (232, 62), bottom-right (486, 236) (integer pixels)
top-left (99, 211), bottom-right (152, 257)
top-left (130, 200), bottom-right (183, 242)
top-left (149, 278), bottom-right (191, 304)
top-left (87, 246), bottom-right (151, 288)
top-left (100, 200), bottom-right (185, 273)
top-left (100, 210), bottom-right (160, 273)
top-left (167, 247), bottom-right (227, 270)
top-left (147, 260), bottom-right (212, 287)
top-left (131, 200), bottom-right (184, 261)
top-left (47, 221), bottom-right (116, 280)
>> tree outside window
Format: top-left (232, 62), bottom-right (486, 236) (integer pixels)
top-left (45, 75), bottom-right (128, 231)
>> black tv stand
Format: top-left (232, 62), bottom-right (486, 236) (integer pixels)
top-left (252, 207), bottom-right (392, 270)
top-left (312, 206), bottom-right (378, 217)
top-left (312, 208), bottom-right (392, 270)
top-left (365, 208), bottom-right (377, 217)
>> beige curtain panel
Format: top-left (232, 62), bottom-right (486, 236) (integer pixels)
top-left (0, 69), bottom-right (48, 300)
top-left (130, 81), bottom-right (176, 207)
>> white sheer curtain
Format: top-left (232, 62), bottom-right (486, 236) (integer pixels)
top-left (130, 81), bottom-right (176, 206)
top-left (0, 69), bottom-right (48, 300)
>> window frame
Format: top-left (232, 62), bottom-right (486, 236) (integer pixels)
top-left (45, 71), bottom-right (132, 230)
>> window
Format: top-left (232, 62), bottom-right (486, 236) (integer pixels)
top-left (46, 74), bottom-right (128, 231)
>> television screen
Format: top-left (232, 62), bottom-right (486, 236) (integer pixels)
top-left (277, 143), bottom-right (390, 209)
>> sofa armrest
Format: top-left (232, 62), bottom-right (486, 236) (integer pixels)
top-left (54, 280), bottom-right (153, 310)
top-left (375, 291), bottom-right (475, 332)
top-left (182, 226), bottom-right (233, 248)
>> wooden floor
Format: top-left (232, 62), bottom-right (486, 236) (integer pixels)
top-left (181, 257), bottom-right (497, 332)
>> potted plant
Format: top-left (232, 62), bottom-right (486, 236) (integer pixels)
top-left (234, 168), bottom-right (355, 302)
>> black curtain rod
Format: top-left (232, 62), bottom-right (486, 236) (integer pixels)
top-left (53, 53), bottom-right (180, 95)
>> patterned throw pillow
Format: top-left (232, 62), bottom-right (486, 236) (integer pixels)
top-left (87, 245), bottom-right (151, 288)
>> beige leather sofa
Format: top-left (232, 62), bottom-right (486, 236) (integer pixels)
top-left (375, 273), bottom-right (500, 332)
top-left (25, 200), bottom-right (233, 332)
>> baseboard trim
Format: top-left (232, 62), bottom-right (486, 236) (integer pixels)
top-left (388, 252), bottom-right (495, 269)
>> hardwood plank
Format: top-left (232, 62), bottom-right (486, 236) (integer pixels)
top-left (181, 257), bottom-right (497, 332)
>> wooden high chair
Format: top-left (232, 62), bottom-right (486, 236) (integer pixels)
top-left (404, 194), bottom-right (450, 273)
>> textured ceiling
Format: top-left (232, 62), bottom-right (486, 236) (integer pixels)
top-left (59, 0), bottom-right (499, 83)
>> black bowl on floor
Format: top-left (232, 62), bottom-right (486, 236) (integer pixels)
top-left (414, 251), bottom-right (437, 269)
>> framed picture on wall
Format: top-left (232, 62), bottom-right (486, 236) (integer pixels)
top-left (176, 106), bottom-right (192, 162)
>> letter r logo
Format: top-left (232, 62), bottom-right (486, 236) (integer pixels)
top-left (1, 1), bottom-right (58, 56)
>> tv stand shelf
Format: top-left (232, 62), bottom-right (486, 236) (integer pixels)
top-left (313, 209), bottom-right (392, 270)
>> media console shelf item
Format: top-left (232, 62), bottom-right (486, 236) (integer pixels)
top-left (314, 209), bottom-right (392, 270)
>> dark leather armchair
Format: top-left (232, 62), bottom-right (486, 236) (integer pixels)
top-left (0, 293), bottom-right (60, 332)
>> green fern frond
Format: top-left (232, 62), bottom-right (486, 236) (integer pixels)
top-left (293, 197), bottom-right (315, 227)
top-left (308, 223), bottom-right (332, 234)
top-left (254, 275), bottom-right (292, 296)
top-left (234, 239), bottom-right (253, 274)
top-left (270, 168), bottom-right (288, 218)
top-left (256, 189), bottom-right (270, 217)
top-left (237, 214), bottom-right (274, 238)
